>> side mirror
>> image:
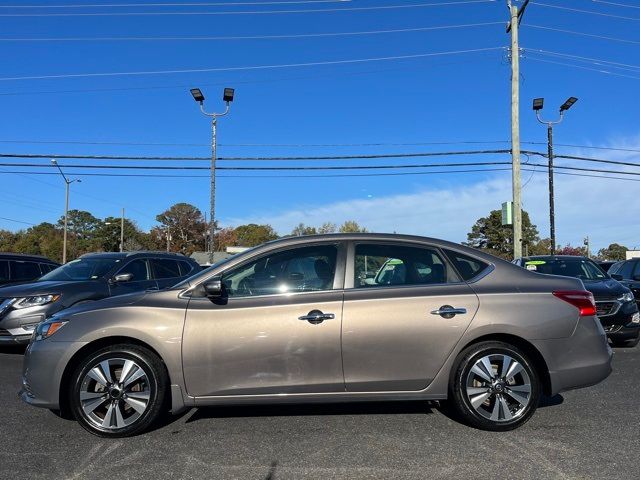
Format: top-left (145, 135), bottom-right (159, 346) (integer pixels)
top-left (113, 273), bottom-right (133, 283)
top-left (611, 274), bottom-right (623, 281)
top-left (202, 277), bottom-right (223, 298)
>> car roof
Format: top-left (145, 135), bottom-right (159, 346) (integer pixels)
top-left (0, 252), bottom-right (59, 263)
top-left (79, 251), bottom-right (192, 260)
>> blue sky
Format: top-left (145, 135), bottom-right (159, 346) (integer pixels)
top-left (0, 0), bottom-right (639, 250)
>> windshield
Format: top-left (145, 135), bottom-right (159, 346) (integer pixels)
top-left (524, 257), bottom-right (607, 281)
top-left (40, 258), bottom-right (120, 281)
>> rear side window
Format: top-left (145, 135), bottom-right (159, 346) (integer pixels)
top-left (443, 250), bottom-right (490, 281)
top-left (151, 259), bottom-right (181, 279)
top-left (354, 243), bottom-right (458, 288)
top-left (0, 261), bottom-right (9, 281)
top-left (10, 261), bottom-right (41, 281)
top-left (39, 263), bottom-right (57, 274)
top-left (178, 261), bottom-right (195, 276)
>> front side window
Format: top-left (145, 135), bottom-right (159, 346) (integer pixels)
top-left (10, 261), bottom-right (42, 281)
top-left (222, 245), bottom-right (338, 297)
top-left (354, 243), bottom-right (457, 288)
top-left (118, 259), bottom-right (150, 281)
top-left (616, 261), bottom-right (635, 280)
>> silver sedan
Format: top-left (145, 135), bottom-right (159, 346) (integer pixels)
top-left (20, 234), bottom-right (612, 437)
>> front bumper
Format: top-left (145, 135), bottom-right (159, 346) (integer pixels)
top-left (19, 339), bottom-right (87, 410)
top-left (532, 315), bottom-right (612, 395)
top-left (0, 303), bottom-right (57, 344)
top-left (598, 301), bottom-right (640, 341)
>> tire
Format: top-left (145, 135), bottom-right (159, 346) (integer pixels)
top-left (448, 341), bottom-right (541, 431)
top-left (69, 344), bottom-right (168, 438)
top-left (611, 336), bottom-right (640, 348)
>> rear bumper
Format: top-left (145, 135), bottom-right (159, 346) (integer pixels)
top-left (532, 315), bottom-right (613, 395)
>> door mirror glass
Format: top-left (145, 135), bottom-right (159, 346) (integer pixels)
top-left (611, 273), bottom-right (623, 281)
top-left (203, 277), bottom-right (223, 297)
top-left (113, 273), bottom-right (133, 283)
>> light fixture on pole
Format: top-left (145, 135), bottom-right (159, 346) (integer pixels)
top-left (51, 159), bottom-right (81, 264)
top-left (190, 87), bottom-right (234, 265)
top-left (533, 96), bottom-right (578, 255)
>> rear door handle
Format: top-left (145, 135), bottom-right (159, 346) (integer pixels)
top-left (298, 310), bottom-right (335, 324)
top-left (430, 305), bottom-right (467, 319)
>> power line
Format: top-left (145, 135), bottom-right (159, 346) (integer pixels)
top-left (0, 1), bottom-right (352, 7)
top-left (0, 216), bottom-right (36, 226)
top-left (0, 46), bottom-right (504, 82)
top-left (592, 0), bottom-right (640, 9)
top-left (0, 1), bottom-right (497, 17)
top-left (525, 57), bottom-right (640, 80)
top-left (0, 160), bottom-right (515, 171)
top-left (0, 149), bottom-right (513, 161)
top-left (526, 24), bottom-right (640, 46)
top-left (529, 48), bottom-right (640, 71)
top-left (528, 142), bottom-right (640, 154)
top-left (531, 2), bottom-right (640, 20)
top-left (0, 22), bottom-right (503, 42)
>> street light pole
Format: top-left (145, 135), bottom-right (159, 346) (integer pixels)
top-left (51, 159), bottom-right (81, 264)
top-left (533, 96), bottom-right (578, 255)
top-left (190, 87), bottom-right (235, 265)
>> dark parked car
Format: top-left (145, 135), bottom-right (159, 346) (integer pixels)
top-left (514, 255), bottom-right (640, 347)
top-left (608, 258), bottom-right (640, 310)
top-left (0, 251), bottom-right (199, 345)
top-left (0, 253), bottom-right (59, 288)
top-left (597, 260), bottom-right (617, 273)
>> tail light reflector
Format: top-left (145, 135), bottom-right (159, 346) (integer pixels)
top-left (553, 290), bottom-right (596, 316)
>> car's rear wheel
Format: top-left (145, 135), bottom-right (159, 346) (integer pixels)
top-left (449, 341), bottom-right (541, 431)
top-left (69, 344), bottom-right (167, 437)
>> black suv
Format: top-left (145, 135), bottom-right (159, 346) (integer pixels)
top-left (513, 255), bottom-right (640, 347)
top-left (0, 251), bottom-right (199, 345)
top-left (608, 258), bottom-right (640, 309)
top-left (0, 253), bottom-right (59, 288)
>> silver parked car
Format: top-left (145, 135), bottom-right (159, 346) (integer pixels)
top-left (20, 234), bottom-right (612, 437)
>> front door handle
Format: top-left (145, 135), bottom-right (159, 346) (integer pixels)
top-left (430, 305), bottom-right (467, 319)
top-left (298, 310), bottom-right (335, 324)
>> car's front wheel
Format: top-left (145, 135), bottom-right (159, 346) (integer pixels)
top-left (449, 341), bottom-right (541, 431)
top-left (69, 344), bottom-right (167, 437)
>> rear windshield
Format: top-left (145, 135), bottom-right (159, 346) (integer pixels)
top-left (524, 257), bottom-right (607, 281)
top-left (40, 258), bottom-right (120, 281)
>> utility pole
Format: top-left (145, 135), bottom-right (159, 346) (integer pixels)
top-left (506, 0), bottom-right (529, 260)
top-left (584, 236), bottom-right (591, 258)
top-left (533, 97), bottom-right (578, 255)
top-left (51, 159), bottom-right (81, 264)
top-left (120, 207), bottom-right (125, 252)
top-left (190, 87), bottom-right (235, 265)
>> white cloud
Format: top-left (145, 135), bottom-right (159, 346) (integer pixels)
top-left (224, 142), bottom-right (640, 252)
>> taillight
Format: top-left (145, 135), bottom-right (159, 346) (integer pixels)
top-left (553, 290), bottom-right (596, 316)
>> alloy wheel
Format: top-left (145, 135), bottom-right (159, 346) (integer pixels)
top-left (78, 357), bottom-right (151, 430)
top-left (464, 353), bottom-right (532, 422)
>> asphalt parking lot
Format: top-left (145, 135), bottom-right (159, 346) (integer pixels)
top-left (1, 346), bottom-right (639, 480)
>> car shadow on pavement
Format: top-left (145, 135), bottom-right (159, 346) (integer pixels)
top-left (184, 400), bottom-right (435, 423)
top-left (539, 394), bottom-right (564, 408)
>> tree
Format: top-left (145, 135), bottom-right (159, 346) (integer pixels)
top-left (214, 227), bottom-right (237, 252)
top-left (156, 203), bottom-right (207, 255)
top-left (465, 209), bottom-right (539, 260)
top-left (339, 220), bottom-right (368, 233)
top-left (291, 223), bottom-right (317, 236)
top-left (597, 243), bottom-right (628, 261)
top-left (233, 224), bottom-right (279, 247)
top-left (12, 223), bottom-right (64, 262)
top-left (94, 217), bottom-right (144, 252)
top-left (528, 238), bottom-right (551, 256)
top-left (556, 244), bottom-right (587, 256)
top-left (318, 222), bottom-right (337, 234)
top-left (0, 230), bottom-right (17, 252)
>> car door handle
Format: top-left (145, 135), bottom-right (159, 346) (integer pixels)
top-left (298, 310), bottom-right (335, 324)
top-left (430, 305), bottom-right (467, 318)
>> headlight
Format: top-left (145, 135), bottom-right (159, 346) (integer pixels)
top-left (618, 292), bottom-right (635, 303)
top-left (12, 294), bottom-right (61, 309)
top-left (32, 320), bottom-right (67, 342)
